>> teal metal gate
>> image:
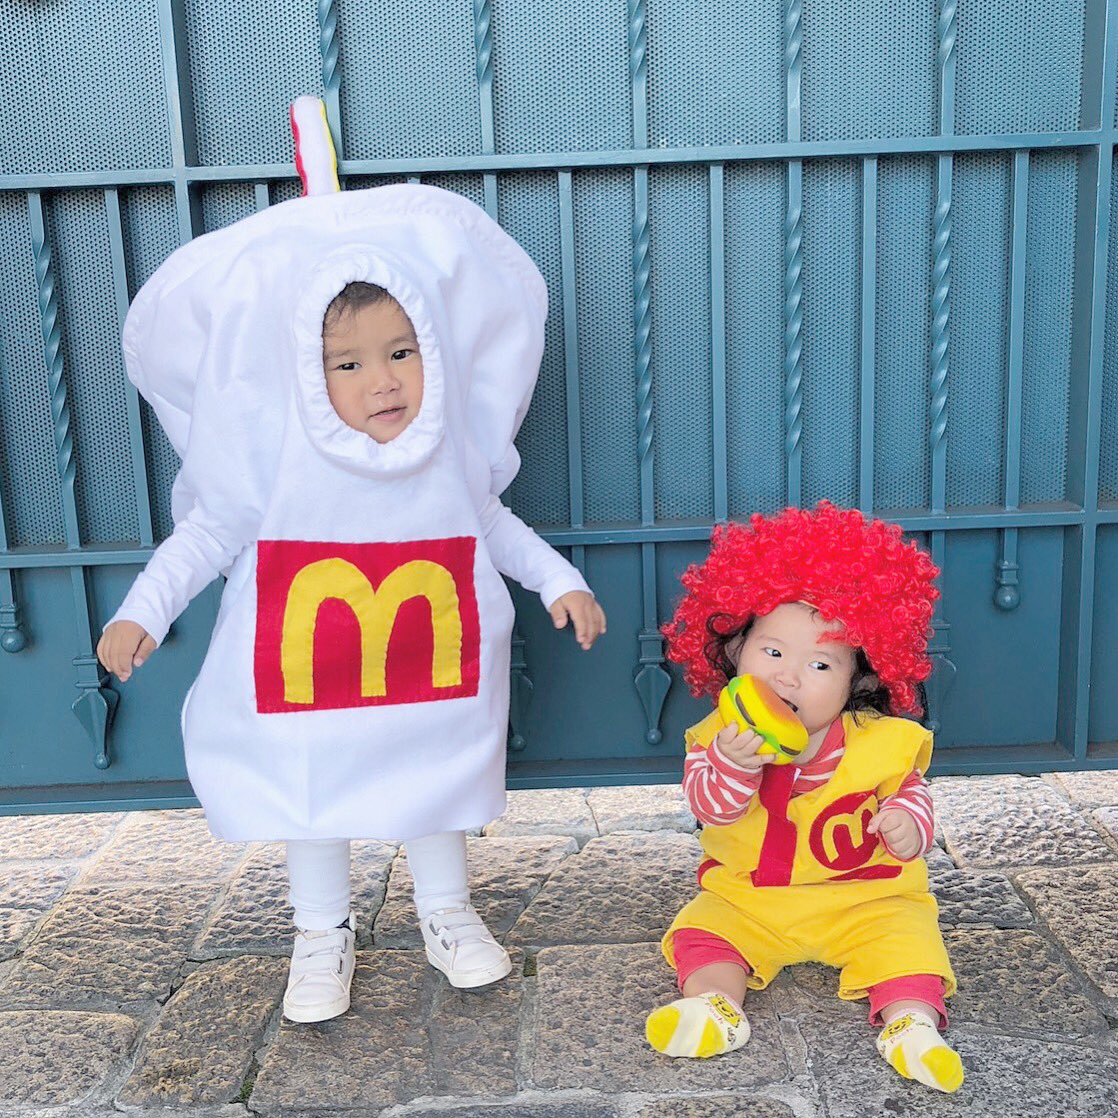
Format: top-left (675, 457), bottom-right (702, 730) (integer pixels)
top-left (2, 1), bottom-right (1118, 813)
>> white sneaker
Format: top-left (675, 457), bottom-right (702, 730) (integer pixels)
top-left (420, 904), bottom-right (512, 989)
top-left (282, 915), bottom-right (356, 1023)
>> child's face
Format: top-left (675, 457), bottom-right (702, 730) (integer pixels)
top-left (733, 601), bottom-right (856, 738)
top-left (322, 298), bottom-right (424, 443)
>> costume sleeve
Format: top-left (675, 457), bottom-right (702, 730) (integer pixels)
top-left (108, 499), bottom-right (250, 646)
top-left (683, 743), bottom-right (763, 826)
top-left (478, 495), bottom-right (591, 608)
top-left (878, 769), bottom-right (936, 861)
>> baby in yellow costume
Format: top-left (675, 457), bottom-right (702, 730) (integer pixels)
top-left (647, 503), bottom-right (963, 1094)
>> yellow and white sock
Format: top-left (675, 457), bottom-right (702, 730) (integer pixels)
top-left (875, 1010), bottom-right (964, 1093)
top-left (645, 992), bottom-right (750, 1058)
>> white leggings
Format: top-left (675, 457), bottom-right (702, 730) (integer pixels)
top-left (286, 829), bottom-right (470, 931)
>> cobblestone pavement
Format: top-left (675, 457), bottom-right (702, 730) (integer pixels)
top-left (1, 774), bottom-right (1116, 1117)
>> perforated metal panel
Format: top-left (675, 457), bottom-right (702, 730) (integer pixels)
top-left (801, 159), bottom-right (859, 509)
top-left (186, 0), bottom-right (321, 166)
top-left (501, 174), bottom-right (571, 528)
top-left (650, 166), bottom-right (713, 522)
top-left (1023, 152), bottom-right (1075, 505)
top-left (947, 153), bottom-right (1010, 508)
top-left (492, 0), bottom-right (629, 154)
top-left (874, 157), bottom-right (934, 511)
top-left (726, 162), bottom-right (784, 517)
top-left (339, 0), bottom-right (480, 161)
top-left (955, 0), bottom-right (1084, 135)
top-left (1101, 155), bottom-right (1118, 503)
top-left (801, 1), bottom-right (937, 141)
top-left (647, 0), bottom-right (783, 147)
top-left (0, 0), bottom-right (170, 175)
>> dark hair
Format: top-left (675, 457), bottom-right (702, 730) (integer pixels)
top-left (702, 611), bottom-right (896, 720)
top-left (323, 281), bottom-right (393, 331)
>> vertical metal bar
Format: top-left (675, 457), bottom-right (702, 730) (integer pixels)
top-left (710, 163), bottom-right (728, 522)
top-left (858, 156), bottom-right (878, 514)
top-left (254, 183), bottom-right (271, 211)
top-left (318, 0), bottom-right (343, 158)
top-left (627, 0), bottom-right (668, 744)
top-left (558, 171), bottom-right (586, 574)
top-left (784, 0), bottom-right (804, 508)
top-left (473, 0), bottom-right (498, 218)
top-left (1057, 0), bottom-right (1117, 759)
top-left (104, 189), bottom-right (154, 548)
top-left (995, 152), bottom-right (1029, 610)
top-left (925, 1), bottom-right (958, 735)
top-left (156, 0), bottom-right (202, 243)
top-left (29, 191), bottom-right (117, 766)
top-left (0, 325), bottom-right (26, 652)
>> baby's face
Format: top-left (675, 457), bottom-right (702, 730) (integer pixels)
top-left (734, 601), bottom-right (855, 739)
top-left (322, 298), bottom-right (424, 443)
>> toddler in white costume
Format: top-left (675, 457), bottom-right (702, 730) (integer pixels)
top-left (98, 173), bottom-right (605, 1022)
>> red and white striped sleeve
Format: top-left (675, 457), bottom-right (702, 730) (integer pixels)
top-left (683, 744), bottom-right (763, 826)
top-left (878, 769), bottom-right (935, 860)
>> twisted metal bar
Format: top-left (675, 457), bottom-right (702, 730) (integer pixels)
top-left (472, 0), bottom-right (497, 215)
top-left (507, 628), bottom-right (532, 752)
top-left (29, 194), bottom-right (79, 546)
top-left (785, 0), bottom-right (803, 140)
top-left (318, 0), bottom-right (342, 153)
top-left (784, 170), bottom-right (804, 502)
top-left (30, 192), bottom-right (117, 764)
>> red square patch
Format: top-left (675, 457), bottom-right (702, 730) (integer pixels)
top-left (254, 538), bottom-right (480, 714)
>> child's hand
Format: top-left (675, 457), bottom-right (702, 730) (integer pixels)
top-left (97, 620), bottom-right (157, 682)
top-left (548, 591), bottom-right (607, 650)
top-left (713, 722), bottom-right (777, 772)
top-left (867, 807), bottom-right (921, 860)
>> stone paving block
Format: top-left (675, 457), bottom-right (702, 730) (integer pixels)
top-left (770, 927), bottom-right (1105, 1037)
top-left (0, 1010), bottom-right (138, 1108)
top-left (0, 863), bottom-right (78, 959)
top-left (632, 1099), bottom-right (800, 1118)
top-left (930, 868), bottom-right (1034, 928)
top-left (374, 836), bottom-right (577, 948)
top-left (196, 840), bottom-right (396, 956)
top-left (531, 943), bottom-right (789, 1093)
top-left (922, 843), bottom-right (954, 873)
top-left (508, 832), bottom-right (702, 947)
top-left (0, 883), bottom-right (214, 1008)
top-left (1093, 806), bottom-right (1118, 844)
top-left (1017, 864), bottom-right (1118, 1002)
top-left (0, 810), bottom-right (123, 862)
top-left (931, 775), bottom-right (1113, 869)
top-left (1046, 770), bottom-right (1118, 807)
top-left (251, 949), bottom-right (521, 1112)
top-left (799, 1016), bottom-right (1118, 1116)
top-left (945, 928), bottom-right (1108, 1035)
top-left (81, 809), bottom-right (246, 886)
top-left (587, 784), bottom-right (697, 835)
top-left (484, 789), bottom-right (598, 845)
top-left (405, 1107), bottom-right (617, 1118)
top-left (118, 955), bottom-right (288, 1107)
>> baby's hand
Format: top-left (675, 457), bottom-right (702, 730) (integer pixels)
top-left (712, 722), bottom-right (777, 772)
top-left (97, 620), bottom-right (157, 683)
top-left (548, 591), bottom-right (607, 650)
top-left (867, 807), bottom-right (921, 860)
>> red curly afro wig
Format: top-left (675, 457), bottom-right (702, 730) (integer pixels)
top-left (662, 502), bottom-right (940, 716)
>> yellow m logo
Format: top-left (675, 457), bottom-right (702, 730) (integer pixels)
top-left (280, 558), bottom-right (463, 705)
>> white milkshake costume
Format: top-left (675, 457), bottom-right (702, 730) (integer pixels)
top-left (111, 183), bottom-right (589, 843)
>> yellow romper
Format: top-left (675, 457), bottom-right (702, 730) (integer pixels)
top-left (663, 711), bottom-right (956, 1004)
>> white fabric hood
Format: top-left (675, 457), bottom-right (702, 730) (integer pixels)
top-left (123, 184), bottom-right (548, 504)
